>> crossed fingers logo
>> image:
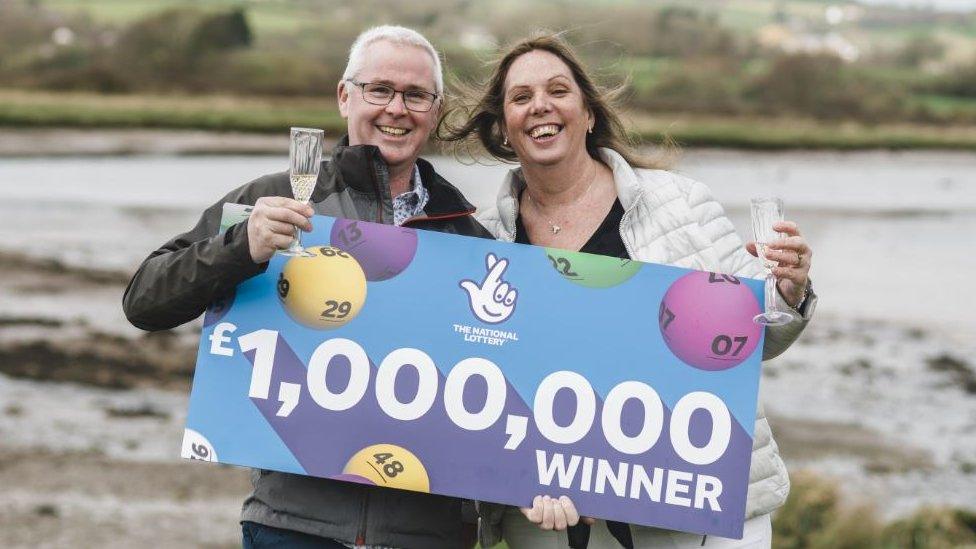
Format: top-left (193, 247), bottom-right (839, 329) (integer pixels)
top-left (459, 253), bottom-right (519, 324)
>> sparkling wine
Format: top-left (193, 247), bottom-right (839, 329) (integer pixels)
top-left (290, 174), bottom-right (317, 203)
top-left (282, 127), bottom-right (323, 257)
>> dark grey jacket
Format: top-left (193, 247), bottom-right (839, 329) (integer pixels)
top-left (123, 139), bottom-right (491, 548)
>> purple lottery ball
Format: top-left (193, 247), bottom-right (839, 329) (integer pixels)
top-left (329, 473), bottom-right (377, 486)
top-left (658, 271), bottom-right (762, 371)
top-left (330, 219), bottom-right (418, 281)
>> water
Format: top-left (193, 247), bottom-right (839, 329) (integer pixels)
top-left (3, 149), bottom-right (972, 336)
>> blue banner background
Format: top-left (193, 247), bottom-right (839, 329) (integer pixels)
top-left (184, 213), bottom-right (766, 538)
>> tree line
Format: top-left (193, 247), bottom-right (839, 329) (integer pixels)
top-left (4, 0), bottom-right (976, 124)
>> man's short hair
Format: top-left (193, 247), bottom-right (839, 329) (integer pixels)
top-left (341, 25), bottom-right (444, 97)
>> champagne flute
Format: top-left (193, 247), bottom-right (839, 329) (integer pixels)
top-left (751, 197), bottom-right (794, 326)
top-left (280, 127), bottom-right (323, 256)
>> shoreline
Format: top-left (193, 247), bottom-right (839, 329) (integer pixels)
top-left (4, 84), bottom-right (976, 153)
top-left (5, 127), bottom-right (976, 158)
top-left (0, 128), bottom-right (299, 157)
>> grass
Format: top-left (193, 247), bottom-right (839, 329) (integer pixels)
top-left (5, 88), bottom-right (976, 150)
top-left (620, 56), bottom-right (674, 92)
top-left (626, 111), bottom-right (976, 150)
top-left (0, 89), bottom-right (346, 134)
top-left (42, 0), bottom-right (317, 35)
top-left (42, 0), bottom-right (269, 24)
top-left (913, 93), bottom-right (976, 116)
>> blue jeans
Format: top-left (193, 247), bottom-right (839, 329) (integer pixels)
top-left (242, 521), bottom-right (350, 549)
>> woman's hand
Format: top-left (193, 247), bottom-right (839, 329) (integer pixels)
top-left (746, 220), bottom-right (812, 308)
top-left (520, 495), bottom-right (596, 531)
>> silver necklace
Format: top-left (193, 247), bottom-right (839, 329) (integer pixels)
top-left (523, 179), bottom-right (595, 235)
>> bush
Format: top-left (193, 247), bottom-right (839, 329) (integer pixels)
top-left (188, 9), bottom-right (251, 54)
top-left (649, 7), bottom-right (740, 58)
top-left (28, 46), bottom-right (127, 93)
top-left (772, 470), bottom-right (883, 549)
top-left (108, 7), bottom-right (254, 93)
top-left (772, 471), bottom-right (976, 548)
top-left (0, 2), bottom-right (57, 60)
top-left (202, 50), bottom-right (338, 96)
top-left (746, 53), bottom-right (907, 122)
top-left (882, 507), bottom-right (976, 548)
top-left (109, 8), bottom-right (203, 89)
top-left (895, 35), bottom-right (945, 68)
top-left (932, 61), bottom-right (976, 99)
top-left (639, 59), bottom-right (746, 114)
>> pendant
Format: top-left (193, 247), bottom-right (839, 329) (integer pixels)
top-left (551, 225), bottom-right (561, 234)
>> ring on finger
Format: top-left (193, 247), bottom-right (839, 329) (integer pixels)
top-left (796, 252), bottom-right (804, 266)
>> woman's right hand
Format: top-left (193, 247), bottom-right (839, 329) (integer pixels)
top-left (520, 495), bottom-right (596, 531)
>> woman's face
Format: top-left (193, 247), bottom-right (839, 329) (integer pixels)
top-left (501, 50), bottom-right (593, 169)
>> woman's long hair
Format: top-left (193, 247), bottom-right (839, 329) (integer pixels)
top-left (438, 31), bottom-right (673, 170)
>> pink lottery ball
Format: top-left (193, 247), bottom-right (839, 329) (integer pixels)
top-left (658, 271), bottom-right (762, 371)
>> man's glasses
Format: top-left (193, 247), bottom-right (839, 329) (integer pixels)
top-left (346, 80), bottom-right (438, 113)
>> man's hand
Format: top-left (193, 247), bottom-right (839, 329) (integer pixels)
top-left (246, 197), bottom-right (314, 263)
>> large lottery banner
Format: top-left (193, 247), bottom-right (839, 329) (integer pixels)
top-left (183, 207), bottom-right (766, 539)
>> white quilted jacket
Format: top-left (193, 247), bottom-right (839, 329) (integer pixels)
top-left (476, 148), bottom-right (816, 542)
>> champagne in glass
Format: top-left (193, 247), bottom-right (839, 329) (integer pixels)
top-left (280, 127), bottom-right (323, 256)
top-left (751, 197), bottom-right (794, 325)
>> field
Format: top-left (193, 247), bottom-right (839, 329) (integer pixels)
top-left (4, 0), bottom-right (976, 149)
top-left (5, 88), bottom-right (976, 150)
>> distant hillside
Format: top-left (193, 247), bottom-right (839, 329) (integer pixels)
top-left (4, 0), bottom-right (976, 131)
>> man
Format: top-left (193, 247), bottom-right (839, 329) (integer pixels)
top-left (123, 25), bottom-right (489, 549)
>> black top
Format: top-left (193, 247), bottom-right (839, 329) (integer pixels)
top-left (515, 196), bottom-right (629, 259)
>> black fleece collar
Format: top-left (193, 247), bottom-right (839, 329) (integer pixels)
top-left (321, 135), bottom-right (476, 217)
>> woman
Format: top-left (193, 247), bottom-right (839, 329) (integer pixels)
top-left (441, 33), bottom-right (816, 548)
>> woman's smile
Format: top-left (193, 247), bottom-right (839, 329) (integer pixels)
top-left (527, 123), bottom-right (563, 141)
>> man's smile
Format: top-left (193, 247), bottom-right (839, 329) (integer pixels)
top-left (377, 125), bottom-right (411, 136)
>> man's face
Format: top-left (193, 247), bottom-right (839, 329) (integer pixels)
top-left (338, 40), bottom-right (440, 175)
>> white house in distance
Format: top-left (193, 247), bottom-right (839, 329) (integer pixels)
top-left (758, 5), bottom-right (862, 62)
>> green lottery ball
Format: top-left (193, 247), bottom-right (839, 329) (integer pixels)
top-left (544, 248), bottom-right (642, 288)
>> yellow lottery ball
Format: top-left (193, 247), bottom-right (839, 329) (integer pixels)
top-left (277, 246), bottom-right (367, 329)
top-left (342, 444), bottom-right (430, 493)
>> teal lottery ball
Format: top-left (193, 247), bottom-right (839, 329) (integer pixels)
top-left (544, 248), bottom-right (642, 288)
